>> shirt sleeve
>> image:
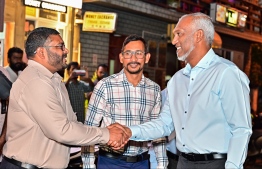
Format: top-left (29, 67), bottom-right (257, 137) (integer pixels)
top-left (219, 67), bottom-right (252, 169)
top-left (20, 78), bottom-right (109, 146)
top-left (129, 91), bottom-right (175, 141)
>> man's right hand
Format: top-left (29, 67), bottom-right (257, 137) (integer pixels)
top-left (106, 123), bottom-right (132, 150)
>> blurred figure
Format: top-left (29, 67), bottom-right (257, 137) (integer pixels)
top-left (93, 64), bottom-right (108, 86)
top-left (0, 67), bottom-right (11, 159)
top-left (65, 62), bottom-right (93, 123)
top-left (5, 47), bottom-right (26, 83)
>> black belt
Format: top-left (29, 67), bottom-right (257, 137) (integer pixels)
top-left (3, 156), bottom-right (40, 169)
top-left (181, 152), bottom-right (227, 161)
top-left (99, 150), bottom-right (149, 163)
top-left (167, 150), bottom-right (179, 161)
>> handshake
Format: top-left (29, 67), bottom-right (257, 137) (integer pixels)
top-left (106, 123), bottom-right (132, 150)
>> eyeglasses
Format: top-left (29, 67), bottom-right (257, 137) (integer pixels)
top-left (121, 50), bottom-right (146, 59)
top-left (44, 44), bottom-right (66, 51)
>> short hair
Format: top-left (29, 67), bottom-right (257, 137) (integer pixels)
top-left (121, 34), bottom-right (148, 53)
top-left (66, 62), bottom-right (80, 71)
top-left (25, 27), bottom-right (60, 59)
top-left (97, 64), bottom-right (108, 70)
top-left (180, 12), bottom-right (214, 47)
top-left (7, 47), bottom-right (23, 59)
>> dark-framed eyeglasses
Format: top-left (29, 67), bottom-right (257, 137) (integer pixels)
top-left (121, 50), bottom-right (146, 59)
top-left (44, 44), bottom-right (66, 51)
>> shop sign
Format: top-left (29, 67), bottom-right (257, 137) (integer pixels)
top-left (24, 0), bottom-right (67, 13)
top-left (41, 0), bottom-right (82, 9)
top-left (83, 12), bottom-right (117, 33)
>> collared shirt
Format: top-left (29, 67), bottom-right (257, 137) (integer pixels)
top-left (4, 66), bottom-right (21, 83)
top-left (83, 69), bottom-right (167, 169)
top-left (130, 49), bottom-right (252, 169)
top-left (3, 60), bottom-right (109, 168)
top-left (67, 81), bottom-right (92, 123)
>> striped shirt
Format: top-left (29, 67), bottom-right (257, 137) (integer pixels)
top-left (82, 69), bottom-right (167, 168)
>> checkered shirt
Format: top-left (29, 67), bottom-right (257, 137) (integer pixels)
top-left (82, 69), bottom-right (168, 169)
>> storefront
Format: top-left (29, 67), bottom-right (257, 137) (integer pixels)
top-left (0, 0), bottom-right (82, 66)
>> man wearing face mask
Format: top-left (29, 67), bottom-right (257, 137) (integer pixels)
top-left (5, 47), bottom-right (26, 83)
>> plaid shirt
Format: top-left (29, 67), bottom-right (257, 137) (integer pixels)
top-left (66, 81), bottom-right (92, 123)
top-left (82, 69), bottom-right (168, 169)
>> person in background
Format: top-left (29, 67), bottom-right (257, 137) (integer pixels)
top-left (149, 88), bottom-right (179, 169)
top-left (0, 27), bottom-right (129, 169)
top-left (82, 34), bottom-right (168, 169)
top-left (93, 64), bottom-right (108, 86)
top-left (65, 62), bottom-right (93, 123)
top-left (5, 47), bottom-right (26, 83)
top-left (122, 12), bottom-right (251, 169)
top-left (0, 67), bottom-right (11, 159)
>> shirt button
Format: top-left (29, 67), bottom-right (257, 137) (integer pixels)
top-left (191, 78), bottom-right (194, 80)
top-left (188, 94), bottom-right (190, 96)
top-left (182, 127), bottom-right (184, 130)
top-left (185, 111), bottom-right (187, 113)
top-left (183, 144), bottom-right (185, 146)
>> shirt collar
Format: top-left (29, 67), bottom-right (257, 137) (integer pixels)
top-left (183, 48), bottom-right (215, 76)
top-left (28, 60), bottom-right (62, 81)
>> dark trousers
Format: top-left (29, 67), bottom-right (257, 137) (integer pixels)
top-left (167, 156), bottom-right (178, 169)
top-left (0, 157), bottom-right (23, 169)
top-left (177, 155), bottom-right (226, 169)
top-left (97, 155), bottom-right (149, 169)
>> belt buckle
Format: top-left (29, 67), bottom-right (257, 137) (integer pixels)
top-left (126, 156), bottom-right (137, 163)
top-left (188, 154), bottom-right (196, 161)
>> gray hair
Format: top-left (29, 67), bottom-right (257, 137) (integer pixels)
top-left (180, 12), bottom-right (214, 47)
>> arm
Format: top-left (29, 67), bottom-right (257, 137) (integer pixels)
top-left (22, 79), bottom-right (109, 145)
top-left (129, 94), bottom-right (175, 141)
top-left (219, 67), bottom-right (252, 169)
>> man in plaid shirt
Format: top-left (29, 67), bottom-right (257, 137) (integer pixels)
top-left (82, 34), bottom-right (168, 169)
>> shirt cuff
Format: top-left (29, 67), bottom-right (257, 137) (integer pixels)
top-left (99, 127), bottom-right (109, 144)
top-left (128, 125), bottom-right (141, 140)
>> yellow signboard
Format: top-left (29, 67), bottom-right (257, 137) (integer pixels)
top-left (83, 12), bottom-right (117, 33)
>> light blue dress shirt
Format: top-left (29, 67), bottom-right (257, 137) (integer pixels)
top-left (130, 49), bottom-right (252, 169)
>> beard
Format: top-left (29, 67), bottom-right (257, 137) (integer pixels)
top-left (125, 62), bottom-right (143, 74)
top-left (177, 45), bottom-right (195, 61)
top-left (10, 62), bottom-right (25, 71)
top-left (46, 49), bottom-right (67, 70)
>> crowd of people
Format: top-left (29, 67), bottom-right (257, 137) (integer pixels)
top-left (0, 12), bottom-right (253, 169)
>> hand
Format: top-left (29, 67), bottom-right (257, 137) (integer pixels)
top-left (106, 123), bottom-right (131, 150)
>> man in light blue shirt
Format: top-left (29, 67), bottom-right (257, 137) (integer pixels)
top-left (128, 12), bottom-right (252, 169)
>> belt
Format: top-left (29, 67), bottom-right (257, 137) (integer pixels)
top-left (181, 152), bottom-right (227, 161)
top-left (99, 150), bottom-right (149, 163)
top-left (3, 156), bottom-right (40, 169)
top-left (167, 150), bottom-right (179, 161)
